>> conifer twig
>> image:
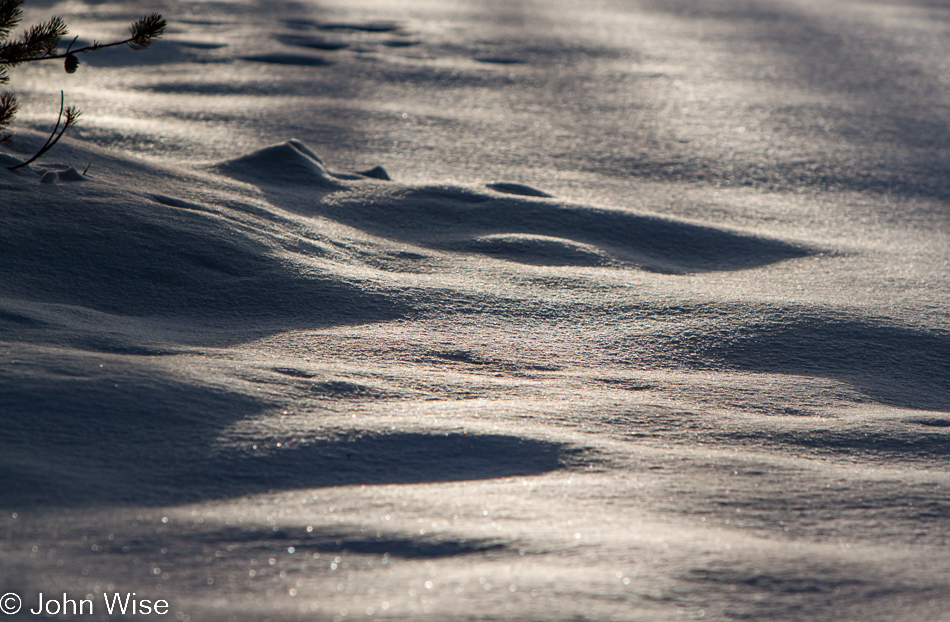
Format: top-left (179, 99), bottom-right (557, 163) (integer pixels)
top-left (0, 2), bottom-right (164, 165)
top-left (2, 13), bottom-right (166, 64)
top-left (0, 90), bottom-right (16, 141)
top-left (8, 90), bottom-right (80, 169)
top-left (0, 0), bottom-right (24, 41)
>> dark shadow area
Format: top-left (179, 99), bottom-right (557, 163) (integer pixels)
top-left (678, 563), bottom-right (934, 621)
top-left (276, 33), bottom-right (349, 51)
top-left (69, 38), bottom-right (223, 67)
top-left (693, 318), bottom-right (950, 411)
top-left (180, 526), bottom-right (506, 558)
top-left (215, 432), bottom-right (573, 494)
top-left (316, 21), bottom-right (401, 33)
top-left (685, 566), bottom-right (868, 595)
top-left (665, 463), bottom-right (950, 546)
top-left (724, 429), bottom-right (950, 464)
top-left (0, 180), bottom-right (408, 344)
top-left (611, 301), bottom-right (950, 412)
top-left (911, 417), bottom-right (950, 428)
top-left (475, 56), bottom-right (526, 65)
top-left (295, 185), bottom-right (810, 273)
top-left (486, 182), bottom-right (553, 197)
top-left (241, 53), bottom-right (332, 66)
top-left (0, 355), bottom-right (575, 509)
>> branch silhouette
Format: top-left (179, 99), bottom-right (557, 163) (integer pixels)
top-left (0, 1), bottom-right (166, 168)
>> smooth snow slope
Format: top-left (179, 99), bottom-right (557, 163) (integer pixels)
top-left (2, 0), bottom-right (950, 621)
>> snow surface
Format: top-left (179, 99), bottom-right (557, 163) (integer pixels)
top-left (2, 0), bottom-right (950, 620)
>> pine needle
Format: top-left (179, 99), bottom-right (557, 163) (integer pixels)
top-left (0, 90), bottom-right (17, 133)
top-left (0, 0), bottom-right (24, 41)
top-left (128, 13), bottom-right (166, 50)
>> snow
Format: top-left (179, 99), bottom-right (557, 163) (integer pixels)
top-left (2, 0), bottom-right (950, 620)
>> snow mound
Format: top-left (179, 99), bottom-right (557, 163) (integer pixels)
top-left (212, 139), bottom-right (358, 188)
top-left (57, 167), bottom-right (87, 182)
top-left (0, 153), bottom-right (26, 168)
top-left (0, 147), bottom-right (406, 334)
top-left (214, 141), bottom-right (808, 272)
top-left (463, 233), bottom-right (612, 267)
top-left (0, 197), bottom-right (397, 323)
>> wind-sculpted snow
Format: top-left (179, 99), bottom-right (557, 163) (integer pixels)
top-left (699, 317), bottom-right (950, 412)
top-left (0, 344), bottom-right (576, 506)
top-left (1, 125), bottom-right (947, 621)
top-left (212, 140), bottom-right (357, 189)
top-left (620, 307), bottom-right (950, 411)
top-left (214, 140), bottom-right (810, 272)
top-left (325, 185), bottom-right (809, 272)
top-left (0, 161), bottom-right (405, 331)
top-left (3, 0), bottom-right (950, 619)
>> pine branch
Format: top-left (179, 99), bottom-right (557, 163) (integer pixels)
top-left (0, 9), bottom-right (165, 166)
top-left (7, 90), bottom-right (80, 170)
top-left (0, 13), bottom-right (165, 64)
top-left (128, 13), bottom-right (165, 50)
top-left (24, 16), bottom-right (67, 54)
top-left (0, 0), bottom-right (24, 42)
top-left (0, 16), bottom-right (67, 65)
top-left (0, 90), bottom-right (17, 139)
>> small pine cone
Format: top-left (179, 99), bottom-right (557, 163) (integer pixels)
top-left (65, 54), bottom-right (79, 74)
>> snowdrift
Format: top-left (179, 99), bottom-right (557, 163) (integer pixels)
top-left (1, 126), bottom-right (948, 621)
